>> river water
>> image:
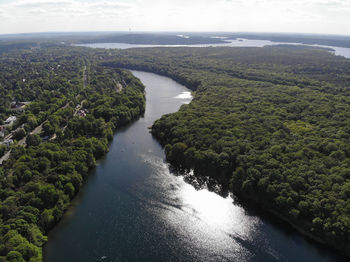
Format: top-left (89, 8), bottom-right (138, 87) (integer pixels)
top-left (44, 71), bottom-right (344, 261)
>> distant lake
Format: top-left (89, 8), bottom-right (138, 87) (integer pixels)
top-left (76, 38), bottom-right (350, 59)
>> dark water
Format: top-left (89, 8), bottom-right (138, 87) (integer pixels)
top-left (44, 71), bottom-right (344, 262)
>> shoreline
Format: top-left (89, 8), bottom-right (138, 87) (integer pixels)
top-left (168, 167), bottom-right (348, 258)
top-left (231, 191), bottom-right (348, 257)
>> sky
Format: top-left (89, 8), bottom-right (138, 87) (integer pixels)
top-left (0, 0), bottom-right (349, 35)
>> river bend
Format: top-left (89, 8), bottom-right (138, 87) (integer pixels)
top-left (44, 71), bottom-right (343, 262)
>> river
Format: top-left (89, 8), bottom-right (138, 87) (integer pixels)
top-left (43, 71), bottom-right (344, 261)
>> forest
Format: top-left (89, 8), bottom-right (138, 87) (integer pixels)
top-left (105, 45), bottom-right (350, 256)
top-left (0, 46), bottom-right (145, 261)
top-left (1, 41), bottom-right (350, 260)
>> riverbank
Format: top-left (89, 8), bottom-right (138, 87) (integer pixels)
top-left (232, 190), bottom-right (349, 257)
top-left (158, 143), bottom-right (349, 258)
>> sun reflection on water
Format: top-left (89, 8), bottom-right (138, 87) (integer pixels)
top-left (141, 153), bottom-right (261, 260)
top-left (174, 91), bottom-right (192, 99)
top-left (180, 183), bottom-right (236, 227)
top-left (174, 176), bottom-right (259, 239)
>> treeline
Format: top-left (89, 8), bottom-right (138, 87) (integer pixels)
top-left (0, 47), bottom-right (145, 261)
top-left (109, 46), bottom-right (350, 256)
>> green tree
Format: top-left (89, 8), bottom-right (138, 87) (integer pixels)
top-left (26, 134), bottom-right (42, 147)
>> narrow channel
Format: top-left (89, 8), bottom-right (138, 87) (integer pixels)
top-left (43, 71), bottom-right (343, 262)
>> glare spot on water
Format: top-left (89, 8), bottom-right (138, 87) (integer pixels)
top-left (180, 184), bottom-right (236, 227)
top-left (139, 153), bottom-right (263, 259)
top-left (174, 91), bottom-right (192, 99)
top-left (140, 153), bottom-right (257, 231)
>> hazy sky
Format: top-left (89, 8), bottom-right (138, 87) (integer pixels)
top-left (0, 0), bottom-right (349, 35)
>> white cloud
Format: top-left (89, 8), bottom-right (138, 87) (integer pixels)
top-left (0, 0), bottom-right (349, 34)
